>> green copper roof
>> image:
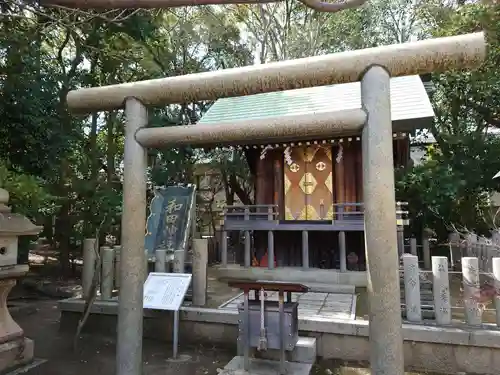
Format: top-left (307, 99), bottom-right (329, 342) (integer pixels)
top-left (198, 75), bottom-right (434, 130)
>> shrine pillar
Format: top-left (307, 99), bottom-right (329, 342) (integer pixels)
top-left (116, 97), bottom-right (148, 375)
top-left (361, 65), bottom-right (404, 375)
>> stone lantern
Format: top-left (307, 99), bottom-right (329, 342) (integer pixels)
top-left (0, 188), bottom-right (42, 372)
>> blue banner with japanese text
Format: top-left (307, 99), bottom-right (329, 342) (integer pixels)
top-left (144, 185), bottom-right (196, 258)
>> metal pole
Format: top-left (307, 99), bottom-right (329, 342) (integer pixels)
top-left (117, 97), bottom-right (148, 375)
top-left (278, 290), bottom-right (286, 375)
top-left (243, 290), bottom-right (250, 371)
top-left (361, 65), bottom-right (404, 375)
top-left (173, 310), bottom-right (179, 359)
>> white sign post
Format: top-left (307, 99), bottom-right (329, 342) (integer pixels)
top-left (143, 272), bottom-right (192, 358)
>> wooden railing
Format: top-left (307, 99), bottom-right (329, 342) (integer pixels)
top-left (219, 202), bottom-right (409, 270)
top-left (222, 202), bottom-right (409, 224)
top-left (223, 204), bottom-right (278, 221)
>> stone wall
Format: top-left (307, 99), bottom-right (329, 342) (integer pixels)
top-left (59, 300), bottom-right (500, 374)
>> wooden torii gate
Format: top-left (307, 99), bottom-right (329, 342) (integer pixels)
top-left (40, 0), bottom-right (487, 374)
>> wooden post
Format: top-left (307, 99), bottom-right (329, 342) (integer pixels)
top-left (244, 207), bottom-right (251, 268)
top-left (402, 254), bottom-right (421, 322)
top-left (302, 231), bottom-right (309, 269)
top-left (396, 202), bottom-right (403, 258)
top-left (448, 232), bottom-right (460, 269)
top-left (462, 257), bottom-right (482, 326)
top-left (410, 238), bottom-right (417, 257)
top-left (422, 235), bottom-right (431, 270)
top-left (113, 245), bottom-right (121, 289)
top-left (101, 246), bottom-right (114, 300)
top-left (221, 207), bottom-right (228, 266)
top-left (492, 257), bottom-right (500, 327)
top-left (432, 256), bottom-right (451, 325)
top-left (397, 228), bottom-right (404, 258)
top-left (268, 206), bottom-right (274, 270)
top-left (82, 238), bottom-right (97, 300)
top-left (339, 231), bottom-right (347, 272)
top-left (144, 249), bottom-right (149, 283)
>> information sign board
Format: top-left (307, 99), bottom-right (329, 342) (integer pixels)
top-left (143, 272), bottom-right (192, 311)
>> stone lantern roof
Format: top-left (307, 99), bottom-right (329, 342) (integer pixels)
top-left (0, 188), bottom-right (43, 237)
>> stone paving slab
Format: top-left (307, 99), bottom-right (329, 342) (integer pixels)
top-left (220, 356), bottom-right (313, 375)
top-left (219, 291), bottom-right (356, 320)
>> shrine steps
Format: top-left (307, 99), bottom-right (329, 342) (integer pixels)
top-left (225, 336), bottom-right (316, 375)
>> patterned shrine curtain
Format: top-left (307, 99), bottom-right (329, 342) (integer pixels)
top-left (283, 145), bottom-right (334, 220)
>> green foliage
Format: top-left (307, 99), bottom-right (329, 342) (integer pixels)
top-left (1, 0), bottom-right (499, 271)
top-left (0, 161), bottom-right (54, 219)
top-left (396, 2), bottom-right (500, 238)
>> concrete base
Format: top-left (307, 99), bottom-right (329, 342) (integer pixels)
top-left (59, 297), bottom-right (500, 374)
top-left (238, 337), bottom-right (317, 365)
top-left (0, 338), bottom-right (34, 373)
top-left (220, 356), bottom-right (313, 375)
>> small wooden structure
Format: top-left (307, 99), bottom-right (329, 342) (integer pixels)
top-left (203, 76), bottom-right (434, 270)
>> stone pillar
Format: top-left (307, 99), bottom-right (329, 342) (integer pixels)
top-left (172, 250), bottom-right (185, 273)
top-left (432, 256), bottom-right (451, 325)
top-left (361, 65), bottom-right (404, 375)
top-left (100, 246), bottom-right (114, 300)
top-left (113, 245), bottom-right (121, 289)
top-left (422, 235), bottom-right (431, 270)
top-left (492, 257), bottom-right (500, 327)
top-left (82, 238), bottom-right (97, 300)
top-left (462, 257), bottom-right (482, 326)
top-left (192, 239), bottom-right (208, 306)
top-left (117, 97), bottom-right (148, 375)
top-left (155, 249), bottom-right (167, 272)
top-left (402, 254), bottom-right (421, 322)
top-left (0, 278), bottom-right (34, 370)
